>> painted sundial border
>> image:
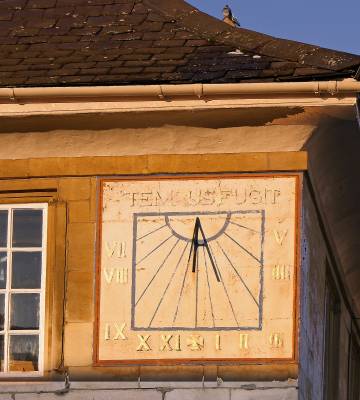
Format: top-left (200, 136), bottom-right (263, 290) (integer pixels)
top-left (93, 172), bottom-right (302, 366)
top-left (131, 210), bottom-right (265, 332)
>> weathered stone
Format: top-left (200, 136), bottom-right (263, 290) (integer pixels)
top-left (231, 388), bottom-right (298, 399)
top-left (65, 270), bottom-right (93, 322)
top-left (64, 322), bottom-right (93, 366)
top-left (67, 222), bottom-right (95, 271)
top-left (59, 178), bottom-right (91, 201)
top-left (166, 389), bottom-right (230, 400)
top-left (16, 390), bottom-right (161, 400)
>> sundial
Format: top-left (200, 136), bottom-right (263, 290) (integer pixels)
top-left (95, 175), bottom-right (299, 364)
top-left (132, 210), bottom-right (264, 331)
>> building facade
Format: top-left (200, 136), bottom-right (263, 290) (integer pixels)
top-left (0, 0), bottom-right (359, 399)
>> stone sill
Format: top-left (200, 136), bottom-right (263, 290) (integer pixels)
top-left (0, 380), bottom-right (298, 393)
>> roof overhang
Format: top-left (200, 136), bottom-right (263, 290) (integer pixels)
top-left (0, 79), bottom-right (359, 118)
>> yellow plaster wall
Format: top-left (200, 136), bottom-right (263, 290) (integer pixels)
top-left (0, 125), bottom-right (313, 160)
top-left (0, 153), bottom-right (304, 381)
top-left (0, 104), bottom-right (356, 382)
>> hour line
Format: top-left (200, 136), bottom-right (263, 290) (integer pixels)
top-left (135, 238), bottom-right (180, 306)
top-left (136, 223), bottom-right (167, 241)
top-left (136, 234), bottom-right (173, 265)
top-left (173, 247), bottom-right (192, 325)
top-left (217, 241), bottom-right (259, 308)
top-left (228, 220), bottom-right (260, 234)
top-left (224, 232), bottom-right (261, 264)
top-left (148, 242), bottom-right (189, 327)
top-left (208, 242), bottom-right (239, 327)
top-left (195, 247), bottom-right (199, 328)
top-left (203, 245), bottom-right (215, 328)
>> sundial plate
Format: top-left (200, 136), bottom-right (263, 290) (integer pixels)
top-left (95, 174), bottom-right (300, 364)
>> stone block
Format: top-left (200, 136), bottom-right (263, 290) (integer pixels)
top-left (67, 222), bottom-right (95, 271)
top-left (16, 390), bottom-right (161, 400)
top-left (139, 365), bottom-right (204, 381)
top-left (203, 365), bottom-right (218, 381)
top-left (217, 364), bottom-right (297, 381)
top-left (64, 322), bottom-right (93, 367)
top-left (59, 178), bottom-right (91, 200)
top-left (67, 367), bottom-right (140, 381)
top-left (65, 270), bottom-right (93, 322)
top-left (165, 388), bottom-right (230, 400)
top-left (89, 177), bottom-right (98, 223)
top-left (68, 200), bottom-right (91, 223)
top-left (231, 387), bottom-right (298, 399)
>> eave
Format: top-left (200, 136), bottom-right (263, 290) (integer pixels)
top-left (0, 79), bottom-right (359, 117)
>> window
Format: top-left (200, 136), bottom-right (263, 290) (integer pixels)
top-left (0, 204), bottom-right (47, 375)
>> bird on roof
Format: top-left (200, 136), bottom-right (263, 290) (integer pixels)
top-left (223, 5), bottom-right (240, 27)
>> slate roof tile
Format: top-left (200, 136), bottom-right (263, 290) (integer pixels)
top-left (0, 0), bottom-right (358, 87)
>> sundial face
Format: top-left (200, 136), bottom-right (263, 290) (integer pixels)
top-left (132, 210), bottom-right (264, 331)
top-left (95, 175), bottom-right (300, 364)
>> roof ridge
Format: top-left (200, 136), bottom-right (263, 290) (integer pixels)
top-left (144, 0), bottom-right (360, 72)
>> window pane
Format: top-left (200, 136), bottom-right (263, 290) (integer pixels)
top-left (12, 252), bottom-right (42, 289)
top-left (0, 294), bottom-right (4, 331)
top-left (0, 253), bottom-right (6, 290)
top-left (9, 335), bottom-right (38, 372)
top-left (10, 294), bottom-right (40, 330)
top-left (0, 335), bottom-right (4, 372)
top-left (0, 211), bottom-right (7, 248)
top-left (12, 210), bottom-right (43, 248)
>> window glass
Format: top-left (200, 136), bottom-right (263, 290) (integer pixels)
top-left (0, 294), bottom-right (4, 331)
top-left (9, 335), bottom-right (39, 372)
top-left (12, 210), bottom-right (43, 248)
top-left (0, 211), bottom-right (7, 248)
top-left (0, 253), bottom-right (7, 290)
top-left (12, 252), bottom-right (42, 289)
top-left (10, 294), bottom-right (40, 330)
top-left (0, 205), bottom-right (46, 375)
top-left (0, 336), bottom-right (4, 372)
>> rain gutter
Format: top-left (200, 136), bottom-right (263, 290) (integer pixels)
top-left (0, 79), bottom-right (359, 103)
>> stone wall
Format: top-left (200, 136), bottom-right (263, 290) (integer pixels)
top-left (298, 183), bottom-right (327, 400)
top-left (0, 382), bottom-right (298, 399)
top-left (0, 106), bottom-right (357, 397)
top-left (299, 181), bottom-right (352, 400)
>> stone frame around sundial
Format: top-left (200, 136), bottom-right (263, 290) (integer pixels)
top-left (94, 173), bottom-right (301, 366)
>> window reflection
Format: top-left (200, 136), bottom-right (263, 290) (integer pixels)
top-left (0, 336), bottom-right (4, 372)
top-left (0, 295), bottom-right (4, 331)
top-left (0, 253), bottom-right (6, 290)
top-left (9, 335), bottom-right (38, 372)
top-left (12, 210), bottom-right (43, 248)
top-left (10, 294), bottom-right (40, 330)
top-left (0, 211), bottom-right (7, 248)
top-left (0, 205), bottom-right (45, 373)
top-left (12, 252), bottom-right (41, 289)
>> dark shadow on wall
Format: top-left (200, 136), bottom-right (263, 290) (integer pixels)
top-left (303, 113), bottom-right (360, 316)
top-left (0, 107), bottom-right (304, 133)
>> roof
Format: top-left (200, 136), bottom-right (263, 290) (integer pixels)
top-left (0, 0), bottom-right (359, 87)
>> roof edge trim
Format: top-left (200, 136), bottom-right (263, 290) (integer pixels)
top-left (0, 79), bottom-right (359, 104)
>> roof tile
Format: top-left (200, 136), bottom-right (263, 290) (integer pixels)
top-left (0, 0), bottom-right (357, 87)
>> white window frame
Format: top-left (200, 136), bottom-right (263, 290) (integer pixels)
top-left (0, 203), bottom-right (48, 377)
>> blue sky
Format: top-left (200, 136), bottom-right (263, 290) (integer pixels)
top-left (188, 0), bottom-right (360, 55)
